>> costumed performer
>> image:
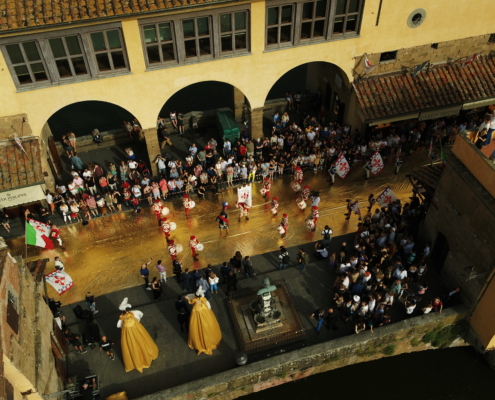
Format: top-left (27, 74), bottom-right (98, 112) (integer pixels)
top-left (217, 210), bottom-right (229, 235)
top-left (161, 217), bottom-right (171, 241)
top-left (294, 166), bottom-right (303, 183)
top-left (187, 287), bottom-right (222, 355)
top-left (300, 185), bottom-right (311, 201)
top-left (189, 236), bottom-right (200, 261)
top-left (152, 198), bottom-right (163, 225)
top-left (237, 202), bottom-right (250, 222)
top-left (168, 239), bottom-right (177, 261)
top-left (117, 297), bottom-right (159, 373)
top-left (344, 199), bottom-right (362, 221)
top-left (262, 177), bottom-right (271, 199)
top-left (270, 197), bottom-right (279, 216)
top-left (278, 213), bottom-right (289, 238)
top-left (183, 194), bottom-right (192, 218)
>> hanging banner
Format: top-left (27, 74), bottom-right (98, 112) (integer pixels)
top-left (335, 154), bottom-right (351, 178)
top-left (237, 184), bottom-right (252, 207)
top-left (376, 187), bottom-right (398, 207)
top-left (363, 55), bottom-right (377, 74)
top-left (45, 270), bottom-right (74, 295)
top-left (370, 151), bottom-right (384, 175)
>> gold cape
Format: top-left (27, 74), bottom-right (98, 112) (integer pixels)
top-left (119, 312), bottom-right (159, 372)
top-left (188, 297), bottom-right (222, 355)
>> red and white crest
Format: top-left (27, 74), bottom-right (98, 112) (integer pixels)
top-left (376, 187), bottom-right (398, 207)
top-left (370, 151), bottom-right (384, 175)
top-left (335, 154), bottom-right (350, 178)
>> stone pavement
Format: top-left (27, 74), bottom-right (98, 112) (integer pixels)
top-left (61, 233), bottom-right (444, 399)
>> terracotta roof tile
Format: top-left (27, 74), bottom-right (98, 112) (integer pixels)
top-left (354, 56), bottom-right (495, 121)
top-left (1, 0), bottom-right (220, 31)
top-left (0, 138), bottom-right (44, 191)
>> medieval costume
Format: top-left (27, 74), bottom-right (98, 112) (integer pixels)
top-left (261, 177), bottom-right (271, 199)
top-left (189, 236), bottom-right (200, 260)
top-left (278, 213), bottom-right (289, 238)
top-left (187, 287), bottom-right (222, 355)
top-left (237, 202), bottom-right (250, 222)
top-left (161, 217), bottom-right (171, 240)
top-left (217, 210), bottom-right (229, 234)
top-left (117, 298), bottom-right (159, 373)
top-left (270, 197), bottom-right (279, 216)
top-left (168, 240), bottom-right (177, 261)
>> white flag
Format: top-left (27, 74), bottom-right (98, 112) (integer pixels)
top-left (370, 151), bottom-right (384, 175)
top-left (237, 184), bottom-right (252, 207)
top-left (45, 270), bottom-right (74, 295)
top-left (335, 154), bottom-right (351, 178)
top-left (363, 55), bottom-right (377, 74)
top-left (376, 187), bottom-right (398, 207)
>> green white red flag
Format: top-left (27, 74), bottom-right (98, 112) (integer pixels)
top-left (25, 219), bottom-right (54, 249)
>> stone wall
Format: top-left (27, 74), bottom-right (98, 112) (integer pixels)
top-left (137, 305), bottom-right (468, 400)
top-left (354, 33), bottom-right (494, 77)
top-left (0, 242), bottom-right (62, 400)
top-left (420, 148), bottom-right (495, 307)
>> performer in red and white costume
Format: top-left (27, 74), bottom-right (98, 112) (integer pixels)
top-left (262, 177), bottom-right (271, 199)
top-left (183, 194), bottom-right (192, 218)
top-left (189, 236), bottom-right (200, 260)
top-left (294, 166), bottom-right (303, 183)
top-left (311, 206), bottom-right (320, 224)
top-left (300, 185), bottom-right (311, 201)
top-left (237, 202), bottom-right (250, 222)
top-left (152, 198), bottom-right (164, 225)
top-left (161, 217), bottom-right (171, 241)
top-left (278, 214), bottom-right (289, 238)
top-left (168, 240), bottom-right (177, 261)
top-left (345, 199), bottom-right (362, 221)
top-left (270, 197), bottom-right (279, 216)
top-left (50, 224), bottom-right (65, 249)
top-left (222, 201), bottom-right (229, 212)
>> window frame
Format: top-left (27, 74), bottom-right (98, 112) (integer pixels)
top-left (142, 21), bottom-right (178, 66)
top-left (89, 28), bottom-right (129, 73)
top-left (0, 22), bottom-right (130, 91)
top-left (48, 35), bottom-right (90, 80)
top-left (265, 0), bottom-right (364, 50)
top-left (219, 11), bottom-right (250, 55)
top-left (138, 4), bottom-right (251, 70)
top-left (4, 41), bottom-right (51, 87)
top-left (330, 0), bottom-right (364, 38)
top-left (298, 0), bottom-right (331, 42)
top-left (182, 16), bottom-right (214, 61)
top-left (266, 4), bottom-right (296, 49)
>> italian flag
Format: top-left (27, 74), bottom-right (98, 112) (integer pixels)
top-left (25, 219), bottom-right (54, 250)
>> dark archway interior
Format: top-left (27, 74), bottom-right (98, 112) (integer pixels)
top-left (266, 64), bottom-right (308, 101)
top-left (48, 101), bottom-right (136, 141)
top-left (158, 81), bottom-right (234, 118)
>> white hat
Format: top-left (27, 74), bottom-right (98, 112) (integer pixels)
top-left (119, 297), bottom-right (132, 311)
top-left (385, 224), bottom-right (391, 228)
top-left (196, 286), bottom-right (205, 297)
top-left (353, 295), bottom-right (361, 303)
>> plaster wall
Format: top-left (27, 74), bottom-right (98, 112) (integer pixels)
top-left (0, 0), bottom-right (493, 137)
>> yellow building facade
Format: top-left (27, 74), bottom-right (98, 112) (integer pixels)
top-left (0, 0), bottom-right (494, 135)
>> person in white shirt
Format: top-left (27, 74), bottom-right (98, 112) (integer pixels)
top-left (128, 160), bottom-right (138, 170)
top-left (54, 256), bottom-right (64, 271)
top-left (315, 243), bottom-right (328, 259)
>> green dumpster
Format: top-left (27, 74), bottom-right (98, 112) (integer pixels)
top-left (216, 110), bottom-right (240, 142)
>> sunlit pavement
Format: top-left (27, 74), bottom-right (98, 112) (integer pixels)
top-left (7, 150), bottom-right (432, 304)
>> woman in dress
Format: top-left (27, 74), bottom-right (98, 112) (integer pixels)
top-left (61, 134), bottom-right (74, 158)
top-left (151, 277), bottom-right (162, 301)
top-left (67, 131), bottom-right (77, 152)
top-left (119, 161), bottom-right (129, 182)
top-left (187, 288), bottom-right (222, 355)
top-left (117, 298), bottom-right (159, 373)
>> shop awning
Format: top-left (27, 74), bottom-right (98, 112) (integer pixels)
top-left (0, 137), bottom-right (45, 207)
top-left (353, 55), bottom-right (495, 123)
top-left (418, 105), bottom-right (462, 121)
top-left (462, 97), bottom-right (495, 110)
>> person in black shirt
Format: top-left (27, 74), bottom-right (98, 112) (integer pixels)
top-left (80, 378), bottom-right (96, 400)
top-left (326, 308), bottom-right (339, 331)
top-left (99, 336), bottom-right (115, 360)
top-left (175, 295), bottom-right (189, 313)
top-left (64, 328), bottom-right (86, 354)
top-left (311, 309), bottom-right (325, 334)
top-left (177, 308), bottom-right (190, 333)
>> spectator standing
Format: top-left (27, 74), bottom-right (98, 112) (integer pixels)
top-left (311, 309), bottom-right (325, 334)
top-left (156, 260), bottom-right (167, 283)
top-left (140, 258), bottom-right (153, 291)
top-left (242, 256), bottom-right (255, 277)
top-left (85, 292), bottom-right (98, 314)
top-left (297, 249), bottom-right (309, 272)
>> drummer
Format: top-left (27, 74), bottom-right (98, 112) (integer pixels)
top-left (237, 202), bottom-right (250, 222)
top-left (189, 236), bottom-right (200, 261)
top-left (271, 197), bottom-right (279, 216)
top-left (262, 177), bottom-right (271, 200)
top-left (300, 185), bottom-right (311, 201)
top-left (168, 239), bottom-right (177, 261)
top-left (294, 166), bottom-right (303, 183)
top-left (279, 213), bottom-right (289, 238)
top-left (161, 217), bottom-right (171, 241)
top-left (311, 206), bottom-right (319, 227)
top-left (152, 198), bottom-right (164, 225)
top-left (183, 194), bottom-right (192, 218)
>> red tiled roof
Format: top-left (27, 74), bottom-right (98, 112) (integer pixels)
top-left (0, 0), bottom-right (220, 32)
top-left (353, 56), bottom-right (495, 122)
top-left (0, 138), bottom-right (44, 191)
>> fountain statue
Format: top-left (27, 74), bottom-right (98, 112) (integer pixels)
top-left (250, 278), bottom-right (281, 330)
